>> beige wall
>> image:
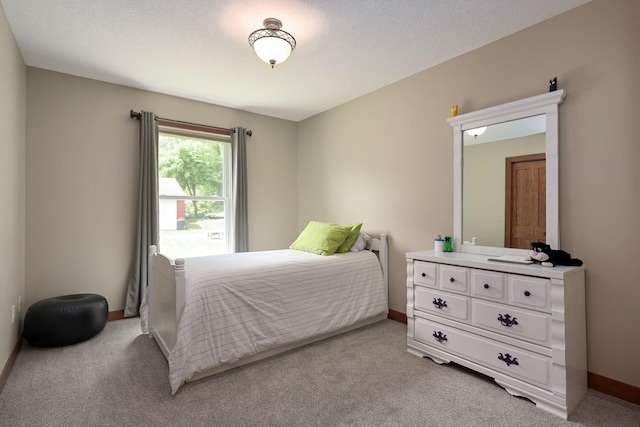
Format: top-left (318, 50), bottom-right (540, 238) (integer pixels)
top-left (25, 69), bottom-right (299, 312)
top-left (0, 3), bottom-right (26, 378)
top-left (297, 0), bottom-right (640, 387)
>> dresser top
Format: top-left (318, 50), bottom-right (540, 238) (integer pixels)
top-left (406, 250), bottom-right (584, 279)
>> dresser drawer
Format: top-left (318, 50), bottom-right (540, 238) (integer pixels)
top-left (414, 316), bottom-right (551, 389)
top-left (471, 270), bottom-right (506, 301)
top-left (509, 275), bottom-right (550, 311)
top-left (439, 265), bottom-right (468, 294)
top-left (414, 261), bottom-right (438, 288)
top-left (415, 287), bottom-right (470, 323)
top-left (472, 300), bottom-right (551, 346)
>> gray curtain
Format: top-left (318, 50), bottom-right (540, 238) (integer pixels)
top-left (232, 127), bottom-right (248, 252)
top-left (125, 111), bottom-right (159, 318)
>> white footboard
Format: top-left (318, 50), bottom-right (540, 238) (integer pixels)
top-left (148, 245), bottom-right (186, 358)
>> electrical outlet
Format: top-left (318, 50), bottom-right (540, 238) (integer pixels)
top-left (11, 305), bottom-right (15, 324)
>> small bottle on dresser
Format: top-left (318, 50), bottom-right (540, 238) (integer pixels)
top-left (443, 236), bottom-right (453, 252)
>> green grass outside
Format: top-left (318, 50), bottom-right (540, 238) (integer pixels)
top-left (159, 218), bottom-right (227, 259)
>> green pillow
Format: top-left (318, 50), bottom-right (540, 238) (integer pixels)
top-left (289, 221), bottom-right (353, 256)
top-left (335, 223), bottom-right (363, 253)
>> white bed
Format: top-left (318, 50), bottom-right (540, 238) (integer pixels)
top-left (147, 234), bottom-right (388, 393)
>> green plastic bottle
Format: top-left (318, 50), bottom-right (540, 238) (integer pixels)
top-left (443, 236), bottom-right (453, 252)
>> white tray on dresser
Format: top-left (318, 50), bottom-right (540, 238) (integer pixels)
top-left (406, 250), bottom-right (587, 419)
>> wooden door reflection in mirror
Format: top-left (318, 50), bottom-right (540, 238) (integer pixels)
top-left (505, 153), bottom-right (546, 249)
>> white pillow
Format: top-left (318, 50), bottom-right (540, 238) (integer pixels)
top-left (349, 232), bottom-right (371, 252)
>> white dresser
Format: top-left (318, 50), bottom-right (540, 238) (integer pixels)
top-left (406, 250), bottom-right (587, 419)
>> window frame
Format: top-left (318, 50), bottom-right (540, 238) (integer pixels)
top-left (157, 120), bottom-right (233, 257)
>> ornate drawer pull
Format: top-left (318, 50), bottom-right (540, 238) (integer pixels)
top-left (524, 290), bottom-right (531, 297)
top-left (432, 331), bottom-right (448, 343)
top-left (421, 272), bottom-right (426, 277)
top-left (449, 277), bottom-right (455, 282)
top-left (483, 283), bottom-right (490, 289)
top-left (498, 353), bottom-right (519, 367)
top-left (432, 298), bottom-right (448, 309)
top-left (497, 314), bottom-right (518, 327)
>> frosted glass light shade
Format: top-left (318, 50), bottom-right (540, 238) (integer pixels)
top-left (465, 126), bottom-right (487, 137)
top-left (253, 37), bottom-right (292, 65)
top-left (249, 18), bottom-right (296, 68)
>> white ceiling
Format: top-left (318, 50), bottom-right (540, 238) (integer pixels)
top-left (1, 0), bottom-right (589, 122)
top-left (464, 115), bottom-right (546, 146)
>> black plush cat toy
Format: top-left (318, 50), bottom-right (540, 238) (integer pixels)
top-left (530, 242), bottom-right (583, 267)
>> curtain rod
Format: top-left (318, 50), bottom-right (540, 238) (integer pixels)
top-left (129, 110), bottom-right (252, 136)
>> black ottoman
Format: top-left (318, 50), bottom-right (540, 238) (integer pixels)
top-left (24, 294), bottom-right (108, 347)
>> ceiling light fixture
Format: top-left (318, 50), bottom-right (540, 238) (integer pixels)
top-left (248, 18), bottom-right (296, 68)
top-left (464, 126), bottom-right (487, 139)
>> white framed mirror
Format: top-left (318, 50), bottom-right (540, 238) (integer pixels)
top-left (447, 90), bottom-right (566, 256)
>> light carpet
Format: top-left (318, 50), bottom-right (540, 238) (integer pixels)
top-left (0, 318), bottom-right (638, 426)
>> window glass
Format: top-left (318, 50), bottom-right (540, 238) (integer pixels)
top-left (158, 128), bottom-right (231, 258)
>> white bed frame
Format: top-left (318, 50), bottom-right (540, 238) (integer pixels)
top-left (147, 234), bottom-right (389, 383)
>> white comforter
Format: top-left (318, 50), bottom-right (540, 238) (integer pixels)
top-left (168, 249), bottom-right (387, 393)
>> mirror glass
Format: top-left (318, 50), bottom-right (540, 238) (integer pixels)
top-left (462, 115), bottom-right (546, 249)
top-left (448, 90), bottom-right (565, 256)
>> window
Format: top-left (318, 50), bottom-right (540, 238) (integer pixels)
top-left (158, 122), bottom-right (231, 259)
